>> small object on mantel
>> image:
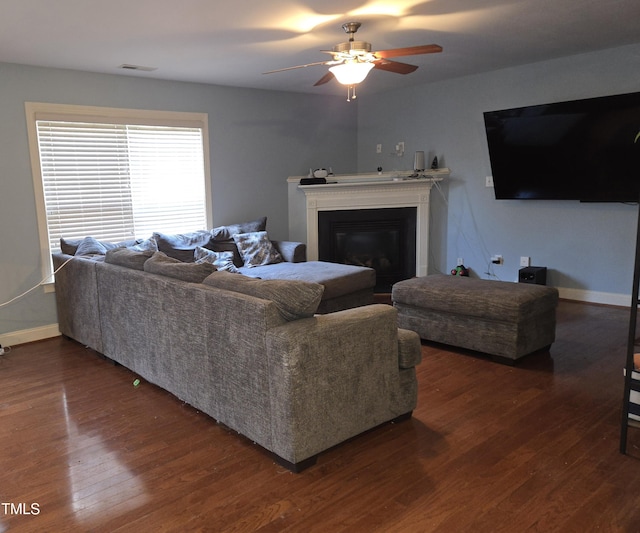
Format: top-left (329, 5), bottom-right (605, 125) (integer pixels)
top-left (431, 156), bottom-right (438, 170)
top-left (313, 168), bottom-right (328, 178)
top-left (300, 177), bottom-right (327, 185)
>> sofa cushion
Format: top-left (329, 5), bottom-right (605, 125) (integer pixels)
top-left (153, 230), bottom-right (212, 262)
top-left (194, 246), bottom-right (240, 273)
top-left (238, 261), bottom-right (376, 300)
top-left (105, 248), bottom-right (155, 270)
top-left (203, 270), bottom-right (323, 321)
top-left (233, 231), bottom-right (283, 268)
top-left (144, 251), bottom-right (217, 282)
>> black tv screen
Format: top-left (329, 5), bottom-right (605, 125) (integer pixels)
top-left (483, 91), bottom-right (640, 202)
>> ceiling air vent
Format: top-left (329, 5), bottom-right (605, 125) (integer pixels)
top-left (118, 64), bottom-right (157, 72)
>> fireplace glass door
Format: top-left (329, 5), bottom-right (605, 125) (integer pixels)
top-left (318, 207), bottom-right (417, 292)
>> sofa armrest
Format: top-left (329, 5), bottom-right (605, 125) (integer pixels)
top-left (397, 328), bottom-right (422, 368)
top-left (265, 304), bottom-right (416, 463)
top-left (271, 240), bottom-right (306, 263)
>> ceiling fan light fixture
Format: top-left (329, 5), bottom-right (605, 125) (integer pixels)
top-left (329, 61), bottom-right (374, 85)
top-left (263, 21), bottom-right (442, 101)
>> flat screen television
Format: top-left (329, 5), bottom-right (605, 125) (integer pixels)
top-left (483, 91), bottom-right (640, 202)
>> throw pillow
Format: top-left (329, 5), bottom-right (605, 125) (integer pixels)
top-left (203, 271), bottom-right (324, 321)
top-left (210, 216), bottom-right (267, 242)
top-left (60, 236), bottom-right (138, 255)
top-left (105, 248), bottom-right (155, 270)
top-left (144, 251), bottom-right (216, 283)
top-left (193, 246), bottom-right (240, 273)
top-left (233, 231), bottom-right (283, 268)
top-left (128, 236), bottom-right (158, 252)
top-left (60, 237), bottom-right (83, 255)
top-left (103, 239), bottom-right (139, 250)
top-left (153, 230), bottom-right (212, 262)
top-left (75, 236), bottom-right (108, 256)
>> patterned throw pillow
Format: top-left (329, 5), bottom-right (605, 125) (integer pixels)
top-left (209, 216), bottom-right (268, 267)
top-left (232, 231), bottom-right (283, 268)
top-left (193, 246), bottom-right (240, 273)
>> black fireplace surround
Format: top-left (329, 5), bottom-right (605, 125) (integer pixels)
top-left (318, 207), bottom-right (417, 292)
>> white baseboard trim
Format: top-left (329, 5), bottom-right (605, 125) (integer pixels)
top-left (558, 287), bottom-right (630, 307)
top-left (0, 324), bottom-right (60, 348)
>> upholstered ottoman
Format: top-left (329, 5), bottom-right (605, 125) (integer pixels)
top-left (392, 274), bottom-right (559, 364)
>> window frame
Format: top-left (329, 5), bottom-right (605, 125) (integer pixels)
top-left (25, 102), bottom-right (212, 287)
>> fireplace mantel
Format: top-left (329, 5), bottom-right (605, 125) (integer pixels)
top-left (287, 170), bottom-right (449, 277)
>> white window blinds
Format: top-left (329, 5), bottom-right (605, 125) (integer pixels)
top-left (36, 120), bottom-right (207, 253)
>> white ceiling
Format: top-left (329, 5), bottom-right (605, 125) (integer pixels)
top-left (3, 0), bottom-right (640, 97)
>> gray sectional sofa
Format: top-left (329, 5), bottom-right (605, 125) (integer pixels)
top-left (52, 219), bottom-right (422, 471)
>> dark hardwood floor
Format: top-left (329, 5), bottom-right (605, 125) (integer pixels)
top-left (2, 300), bottom-right (640, 532)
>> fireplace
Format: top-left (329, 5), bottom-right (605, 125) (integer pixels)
top-left (318, 208), bottom-right (417, 292)
top-left (290, 170), bottom-right (447, 281)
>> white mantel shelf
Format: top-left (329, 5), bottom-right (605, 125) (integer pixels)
top-left (288, 169), bottom-right (449, 277)
top-left (289, 169), bottom-right (449, 187)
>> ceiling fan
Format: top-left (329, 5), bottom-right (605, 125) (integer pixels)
top-left (264, 22), bottom-right (442, 101)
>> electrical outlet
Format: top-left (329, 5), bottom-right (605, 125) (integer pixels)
top-left (491, 254), bottom-right (503, 265)
top-left (485, 175), bottom-right (494, 187)
top-left (395, 141), bottom-right (405, 156)
top-left (376, 143), bottom-right (382, 154)
top-left (520, 256), bottom-right (531, 267)
top-left (457, 257), bottom-right (464, 266)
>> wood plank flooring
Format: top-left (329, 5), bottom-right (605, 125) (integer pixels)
top-left (2, 300), bottom-right (640, 532)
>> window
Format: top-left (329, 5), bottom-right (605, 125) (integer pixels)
top-left (26, 103), bottom-right (211, 281)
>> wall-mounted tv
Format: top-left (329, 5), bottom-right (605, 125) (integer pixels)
top-left (483, 91), bottom-right (640, 202)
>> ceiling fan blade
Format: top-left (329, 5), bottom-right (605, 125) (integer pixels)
top-left (263, 61), bottom-right (330, 75)
top-left (374, 44), bottom-right (442, 59)
top-left (373, 58), bottom-right (419, 75)
top-left (314, 71), bottom-right (335, 86)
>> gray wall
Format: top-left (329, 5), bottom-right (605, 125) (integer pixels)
top-left (0, 62), bottom-right (356, 340)
top-left (4, 41), bottom-right (640, 342)
top-left (357, 43), bottom-right (640, 305)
